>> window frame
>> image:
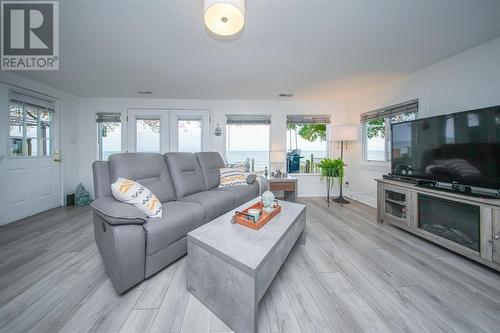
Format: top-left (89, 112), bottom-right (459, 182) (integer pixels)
top-left (96, 113), bottom-right (122, 161)
top-left (8, 94), bottom-right (55, 159)
top-left (224, 115), bottom-right (272, 172)
top-left (361, 112), bottom-right (418, 166)
top-left (285, 122), bottom-right (330, 174)
top-left (362, 117), bottom-right (391, 165)
top-left (285, 115), bottom-right (331, 175)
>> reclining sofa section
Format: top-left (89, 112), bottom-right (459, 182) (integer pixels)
top-left (90, 152), bottom-right (264, 294)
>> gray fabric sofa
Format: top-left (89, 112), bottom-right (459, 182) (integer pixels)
top-left (90, 151), bottom-right (266, 294)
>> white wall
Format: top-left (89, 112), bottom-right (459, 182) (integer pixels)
top-left (343, 36), bottom-right (500, 207)
top-left (0, 71), bottom-right (80, 197)
top-left (78, 98), bottom-right (346, 197)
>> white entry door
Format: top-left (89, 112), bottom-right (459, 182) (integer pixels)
top-left (0, 85), bottom-right (61, 225)
top-left (127, 109), bottom-right (170, 153)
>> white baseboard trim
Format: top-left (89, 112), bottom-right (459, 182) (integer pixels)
top-left (344, 190), bottom-right (377, 208)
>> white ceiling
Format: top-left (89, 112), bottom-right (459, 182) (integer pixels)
top-left (15, 0), bottom-right (500, 100)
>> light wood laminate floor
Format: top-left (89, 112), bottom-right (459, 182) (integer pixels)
top-left (1, 198), bottom-right (500, 333)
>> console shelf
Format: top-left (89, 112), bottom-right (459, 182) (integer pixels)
top-left (377, 178), bottom-right (500, 272)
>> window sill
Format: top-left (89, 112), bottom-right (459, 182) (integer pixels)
top-left (287, 173), bottom-right (321, 176)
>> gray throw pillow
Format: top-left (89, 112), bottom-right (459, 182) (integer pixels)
top-left (246, 174), bottom-right (257, 184)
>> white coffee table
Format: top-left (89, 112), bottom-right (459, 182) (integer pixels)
top-left (187, 197), bottom-right (306, 333)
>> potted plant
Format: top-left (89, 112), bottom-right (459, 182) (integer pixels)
top-left (316, 157), bottom-right (345, 206)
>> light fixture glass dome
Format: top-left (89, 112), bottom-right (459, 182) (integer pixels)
top-left (204, 0), bottom-right (245, 36)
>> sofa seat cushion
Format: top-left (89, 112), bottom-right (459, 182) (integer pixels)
top-left (142, 201), bottom-right (205, 256)
top-left (180, 190), bottom-right (235, 222)
top-left (212, 182), bottom-right (259, 207)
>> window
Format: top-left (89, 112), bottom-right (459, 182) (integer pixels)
top-left (178, 118), bottom-right (202, 152)
top-left (9, 92), bottom-right (55, 157)
top-left (136, 117), bottom-right (160, 152)
top-left (361, 99), bottom-right (418, 163)
top-left (225, 115), bottom-right (271, 172)
top-left (96, 113), bottom-right (121, 160)
top-left (286, 115), bottom-right (330, 174)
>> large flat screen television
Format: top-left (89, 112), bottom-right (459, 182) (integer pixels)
top-left (391, 105), bottom-right (500, 192)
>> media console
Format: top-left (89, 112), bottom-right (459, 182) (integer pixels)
top-left (377, 178), bottom-right (500, 272)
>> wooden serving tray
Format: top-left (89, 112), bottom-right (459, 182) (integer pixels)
top-left (232, 200), bottom-right (281, 230)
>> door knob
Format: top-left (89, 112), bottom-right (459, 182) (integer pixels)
top-left (53, 150), bottom-right (62, 162)
top-left (494, 234), bottom-right (499, 240)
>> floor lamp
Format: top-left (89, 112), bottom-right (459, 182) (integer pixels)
top-left (331, 124), bottom-right (359, 204)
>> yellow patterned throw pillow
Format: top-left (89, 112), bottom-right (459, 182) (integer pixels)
top-left (219, 167), bottom-right (247, 187)
top-left (111, 178), bottom-right (162, 218)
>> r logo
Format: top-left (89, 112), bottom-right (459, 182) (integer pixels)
top-left (3, 2), bottom-right (53, 55)
top-left (1, 1), bottom-right (58, 69)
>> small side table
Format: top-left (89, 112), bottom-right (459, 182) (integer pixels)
top-left (267, 175), bottom-right (298, 202)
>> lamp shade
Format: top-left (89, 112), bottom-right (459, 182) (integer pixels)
top-left (270, 151), bottom-right (286, 163)
top-left (332, 124), bottom-right (359, 142)
top-left (204, 0), bottom-right (245, 36)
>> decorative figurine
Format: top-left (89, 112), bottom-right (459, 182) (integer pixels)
top-left (261, 191), bottom-right (275, 213)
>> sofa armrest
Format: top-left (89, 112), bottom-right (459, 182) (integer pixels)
top-left (256, 175), bottom-right (268, 194)
top-left (90, 197), bottom-right (147, 225)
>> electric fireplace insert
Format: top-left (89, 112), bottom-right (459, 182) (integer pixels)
top-left (418, 194), bottom-right (480, 252)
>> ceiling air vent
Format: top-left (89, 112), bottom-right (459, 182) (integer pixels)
top-left (137, 90), bottom-right (153, 95)
top-left (279, 93), bottom-right (293, 98)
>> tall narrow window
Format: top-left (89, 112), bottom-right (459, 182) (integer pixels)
top-left (9, 92), bottom-right (55, 157)
top-left (225, 115), bottom-right (271, 172)
top-left (286, 115), bottom-right (330, 174)
top-left (96, 113), bottom-right (121, 160)
top-left (178, 118), bottom-right (202, 152)
top-left (136, 117), bottom-right (160, 152)
top-left (360, 100), bottom-right (418, 163)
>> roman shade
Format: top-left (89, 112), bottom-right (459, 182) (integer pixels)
top-left (10, 91), bottom-right (55, 112)
top-left (96, 113), bottom-right (121, 123)
top-left (226, 114), bottom-right (271, 125)
top-left (360, 99), bottom-right (418, 122)
top-left (286, 115), bottom-right (331, 124)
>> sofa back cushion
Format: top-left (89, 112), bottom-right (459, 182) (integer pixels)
top-left (164, 152), bottom-right (206, 198)
top-left (109, 153), bottom-right (176, 203)
top-left (195, 152), bottom-right (226, 189)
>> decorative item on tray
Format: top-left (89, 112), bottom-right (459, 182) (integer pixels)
top-left (261, 191), bottom-right (275, 213)
top-left (231, 197), bottom-right (281, 230)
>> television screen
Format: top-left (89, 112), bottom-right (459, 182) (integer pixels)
top-left (391, 106), bottom-right (500, 190)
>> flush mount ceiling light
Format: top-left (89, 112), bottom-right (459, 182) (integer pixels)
top-left (204, 0), bottom-right (245, 36)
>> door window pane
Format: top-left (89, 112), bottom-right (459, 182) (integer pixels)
top-left (10, 138), bottom-right (23, 157)
top-left (226, 124), bottom-right (270, 172)
top-left (25, 107), bottom-right (38, 138)
top-left (136, 118), bottom-right (160, 152)
top-left (27, 138), bottom-right (38, 156)
top-left (10, 103), bottom-right (23, 137)
top-left (8, 95), bottom-right (55, 157)
top-left (178, 119), bottom-right (201, 152)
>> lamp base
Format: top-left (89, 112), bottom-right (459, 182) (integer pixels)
top-left (332, 196), bottom-right (350, 205)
